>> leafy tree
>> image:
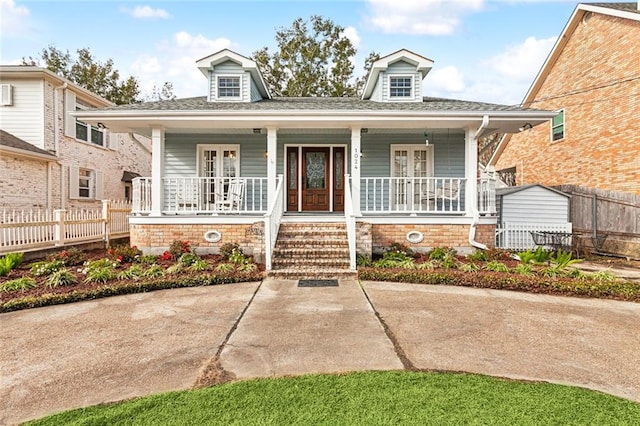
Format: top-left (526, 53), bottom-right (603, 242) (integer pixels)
top-left (146, 82), bottom-right (176, 101)
top-left (254, 16), bottom-right (370, 97)
top-left (356, 51), bottom-right (381, 95)
top-left (23, 46), bottom-right (141, 105)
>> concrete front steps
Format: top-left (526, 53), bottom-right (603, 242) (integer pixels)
top-left (268, 222), bottom-right (357, 280)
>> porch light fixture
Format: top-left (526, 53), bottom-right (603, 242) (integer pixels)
top-left (252, 128), bottom-right (262, 134)
top-left (97, 122), bottom-right (107, 129)
top-left (361, 128), bottom-right (368, 134)
top-left (424, 132), bottom-right (430, 146)
top-left (263, 151), bottom-right (268, 158)
top-left (518, 123), bottom-right (533, 132)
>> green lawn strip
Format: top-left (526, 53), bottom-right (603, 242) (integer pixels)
top-left (358, 268), bottom-right (640, 302)
top-left (27, 371), bottom-right (639, 425)
top-left (0, 272), bottom-right (262, 313)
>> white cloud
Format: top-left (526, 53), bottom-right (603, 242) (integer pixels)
top-left (129, 32), bottom-right (232, 99)
top-left (366, 0), bottom-right (484, 35)
top-left (486, 35), bottom-right (557, 82)
top-left (122, 5), bottom-right (170, 20)
top-left (423, 66), bottom-right (466, 95)
top-left (0, 0), bottom-right (30, 37)
top-left (342, 26), bottom-right (361, 48)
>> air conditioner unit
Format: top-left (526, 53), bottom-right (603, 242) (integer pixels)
top-left (1, 84), bottom-right (13, 106)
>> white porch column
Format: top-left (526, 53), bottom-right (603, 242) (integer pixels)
top-left (266, 127), bottom-right (278, 207)
top-left (150, 126), bottom-right (165, 217)
top-left (464, 126), bottom-right (479, 217)
top-left (350, 127), bottom-right (362, 215)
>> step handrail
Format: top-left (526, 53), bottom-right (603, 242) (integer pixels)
top-left (344, 174), bottom-right (357, 270)
top-left (264, 175), bottom-right (284, 271)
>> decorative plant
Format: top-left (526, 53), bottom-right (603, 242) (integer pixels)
top-left (46, 269), bottom-right (77, 287)
top-left (216, 262), bottom-right (235, 273)
top-left (374, 250), bottom-right (416, 269)
top-left (143, 264), bottom-right (165, 278)
top-left (513, 263), bottom-right (534, 276)
top-left (1, 277), bottom-right (37, 292)
top-left (551, 249), bottom-right (582, 270)
top-left (386, 242), bottom-right (414, 257)
top-left (85, 266), bottom-right (116, 284)
top-left (466, 250), bottom-right (487, 262)
top-left (484, 261), bottom-right (510, 273)
top-left (50, 247), bottom-right (86, 266)
top-left (178, 252), bottom-right (200, 267)
top-left (0, 252), bottom-right (23, 276)
top-left (117, 265), bottom-right (144, 281)
top-left (458, 262), bottom-right (479, 273)
top-left (30, 259), bottom-right (64, 276)
top-left (428, 247), bottom-right (457, 261)
top-left (169, 240), bottom-right (192, 259)
top-left (220, 242), bottom-right (241, 260)
top-left (107, 245), bottom-right (142, 263)
top-left (189, 259), bottom-right (210, 272)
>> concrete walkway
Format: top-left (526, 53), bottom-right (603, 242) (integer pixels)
top-left (1, 280), bottom-right (639, 424)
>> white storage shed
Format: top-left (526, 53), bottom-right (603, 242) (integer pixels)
top-left (495, 184), bottom-right (572, 250)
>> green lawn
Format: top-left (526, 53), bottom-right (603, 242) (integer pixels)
top-left (29, 371), bottom-right (640, 425)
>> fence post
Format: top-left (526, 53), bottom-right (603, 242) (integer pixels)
top-left (54, 209), bottom-right (66, 247)
top-left (103, 200), bottom-right (110, 248)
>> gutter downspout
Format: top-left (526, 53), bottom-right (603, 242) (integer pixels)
top-left (469, 115), bottom-right (490, 250)
top-left (54, 82), bottom-right (67, 209)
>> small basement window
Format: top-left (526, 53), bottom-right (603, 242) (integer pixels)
top-left (78, 169), bottom-right (93, 198)
top-left (551, 109), bottom-right (565, 141)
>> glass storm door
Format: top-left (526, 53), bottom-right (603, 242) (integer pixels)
top-left (391, 145), bottom-right (433, 210)
top-left (302, 147), bottom-right (330, 211)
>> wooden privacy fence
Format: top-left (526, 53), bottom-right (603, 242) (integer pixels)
top-left (0, 200), bottom-right (131, 255)
top-left (495, 222), bottom-right (573, 251)
top-left (553, 185), bottom-right (640, 257)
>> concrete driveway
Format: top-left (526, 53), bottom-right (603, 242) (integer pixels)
top-left (1, 279), bottom-right (639, 424)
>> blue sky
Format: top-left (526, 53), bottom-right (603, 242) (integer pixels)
top-left (0, 0), bottom-right (613, 104)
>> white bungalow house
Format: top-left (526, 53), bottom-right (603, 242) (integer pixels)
top-left (74, 49), bottom-right (555, 278)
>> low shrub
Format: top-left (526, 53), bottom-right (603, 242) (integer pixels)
top-left (30, 259), bottom-right (64, 277)
top-left (458, 263), bottom-right (479, 273)
top-left (117, 265), bottom-right (144, 281)
top-left (169, 240), bottom-right (192, 259)
top-left (216, 263), bottom-right (235, 273)
top-left (484, 261), bottom-right (509, 273)
top-left (356, 254), bottom-right (372, 267)
top-left (50, 247), bottom-right (85, 266)
top-left (108, 245), bottom-right (142, 263)
top-left (1, 277), bottom-right (37, 292)
top-left (143, 264), bottom-right (165, 278)
top-left (513, 264), bottom-right (534, 276)
top-left (220, 242), bottom-right (241, 260)
top-left (374, 250), bottom-right (415, 269)
top-left (178, 252), bottom-right (200, 267)
top-left (138, 254), bottom-right (159, 265)
top-left (46, 269), bottom-right (77, 288)
top-left (357, 268), bottom-right (640, 302)
top-left (466, 250), bottom-right (487, 262)
top-left (189, 259), bottom-right (210, 272)
top-left (428, 247), bottom-right (457, 261)
top-left (0, 253), bottom-right (23, 276)
top-left (385, 242), bottom-right (415, 257)
top-left (85, 267), bottom-right (116, 284)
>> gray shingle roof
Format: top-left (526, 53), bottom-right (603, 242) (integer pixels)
top-left (585, 2), bottom-right (640, 14)
top-left (99, 96), bottom-right (545, 113)
top-left (0, 129), bottom-right (56, 158)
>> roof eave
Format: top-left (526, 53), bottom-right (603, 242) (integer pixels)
top-left (0, 144), bottom-right (59, 161)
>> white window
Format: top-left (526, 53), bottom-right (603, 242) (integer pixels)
top-left (389, 76), bottom-right (413, 99)
top-left (78, 169), bottom-right (93, 198)
top-left (194, 144), bottom-right (240, 207)
top-left (75, 104), bottom-right (106, 146)
top-left (1, 84), bottom-right (13, 106)
top-left (217, 76), bottom-right (241, 99)
top-left (390, 144), bottom-right (434, 209)
top-left (551, 109), bottom-right (565, 142)
top-left (69, 166), bottom-right (103, 200)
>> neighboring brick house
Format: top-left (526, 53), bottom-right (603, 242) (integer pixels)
top-left (0, 66), bottom-right (151, 210)
top-left (490, 2), bottom-right (640, 195)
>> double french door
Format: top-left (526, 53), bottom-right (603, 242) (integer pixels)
top-left (286, 146), bottom-right (345, 212)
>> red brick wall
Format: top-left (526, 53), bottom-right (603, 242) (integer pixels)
top-left (130, 222), bottom-right (265, 260)
top-left (495, 13), bottom-right (640, 194)
top-left (371, 223), bottom-right (495, 254)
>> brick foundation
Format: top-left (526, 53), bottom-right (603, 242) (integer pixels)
top-left (130, 221), bottom-right (265, 262)
top-left (361, 223), bottom-right (495, 255)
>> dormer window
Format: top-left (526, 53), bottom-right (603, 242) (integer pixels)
top-left (218, 76), bottom-right (241, 99)
top-left (389, 76), bottom-right (413, 98)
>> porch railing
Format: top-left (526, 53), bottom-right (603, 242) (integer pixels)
top-left (360, 177), bottom-right (466, 214)
top-left (344, 174), bottom-right (356, 270)
top-left (132, 177), bottom-right (268, 215)
top-left (478, 177), bottom-right (497, 215)
top-left (264, 175), bottom-right (284, 271)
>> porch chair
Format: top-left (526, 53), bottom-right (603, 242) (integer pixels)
top-left (215, 179), bottom-right (245, 212)
top-left (177, 181), bottom-right (200, 212)
top-left (422, 180), bottom-right (460, 209)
